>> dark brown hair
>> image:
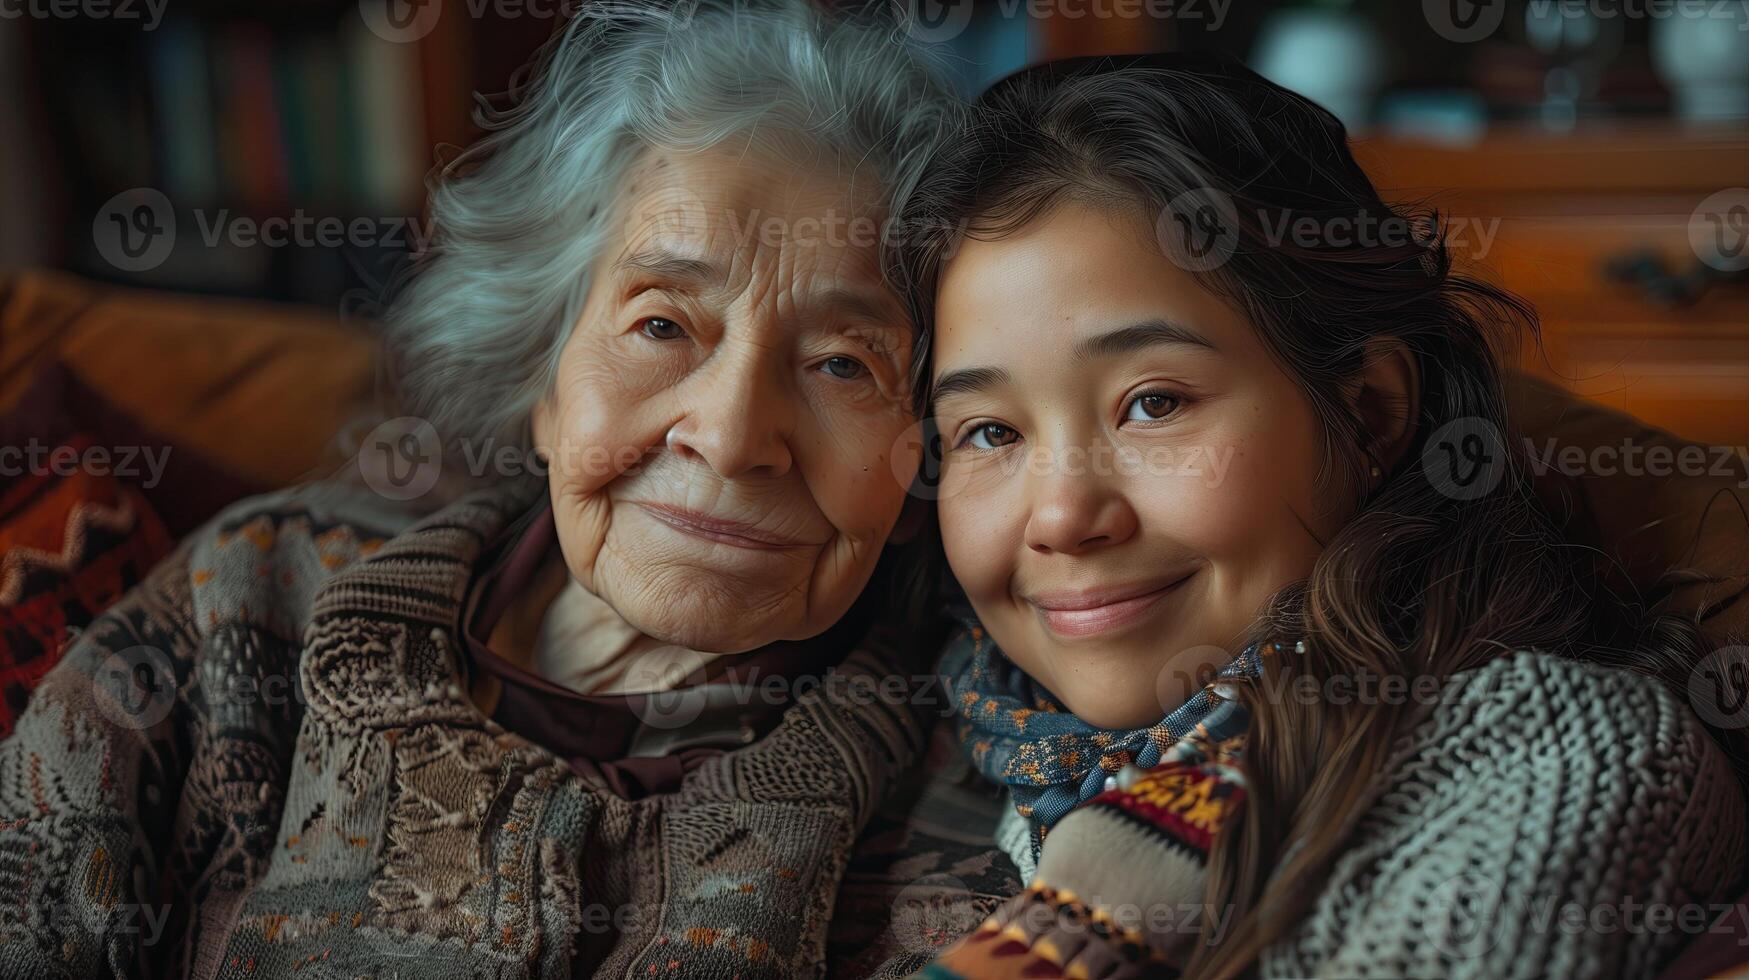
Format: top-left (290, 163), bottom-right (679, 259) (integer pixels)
top-left (893, 52), bottom-right (1732, 977)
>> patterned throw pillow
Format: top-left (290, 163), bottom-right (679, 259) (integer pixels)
top-left (0, 441), bottom-right (176, 735)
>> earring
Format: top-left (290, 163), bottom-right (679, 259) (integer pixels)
top-left (1369, 463), bottom-right (1382, 478)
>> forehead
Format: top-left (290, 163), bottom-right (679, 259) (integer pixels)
top-left (611, 144), bottom-right (893, 285)
top-left (932, 203), bottom-right (1247, 373)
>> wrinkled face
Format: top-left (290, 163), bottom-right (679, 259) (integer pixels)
top-left (532, 143), bottom-right (920, 654)
top-left (932, 202), bottom-right (1348, 728)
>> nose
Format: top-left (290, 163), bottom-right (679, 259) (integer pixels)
top-left (663, 345), bottom-right (795, 479)
top-left (1023, 444), bottom-right (1139, 556)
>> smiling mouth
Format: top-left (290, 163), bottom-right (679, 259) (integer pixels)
top-left (1026, 571), bottom-right (1198, 639)
top-left (632, 502), bottom-right (811, 551)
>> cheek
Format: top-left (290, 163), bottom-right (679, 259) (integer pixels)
top-left (938, 483), bottom-right (1020, 598)
top-left (1134, 402), bottom-right (1329, 575)
top-left (799, 414), bottom-right (914, 541)
top-left (535, 338), bottom-right (671, 496)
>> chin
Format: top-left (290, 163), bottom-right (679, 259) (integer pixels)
top-left (1061, 695), bottom-right (1165, 731)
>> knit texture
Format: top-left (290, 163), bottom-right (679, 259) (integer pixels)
top-left (925, 650), bottom-right (1748, 979)
top-left (942, 613), bottom-right (1262, 853)
top-left (0, 478), bottom-right (935, 980)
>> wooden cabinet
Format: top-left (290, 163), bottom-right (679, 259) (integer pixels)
top-left (1351, 124), bottom-right (1749, 447)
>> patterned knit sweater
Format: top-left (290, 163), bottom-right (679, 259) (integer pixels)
top-left (0, 479), bottom-right (935, 980)
top-left (922, 651), bottom-right (1749, 979)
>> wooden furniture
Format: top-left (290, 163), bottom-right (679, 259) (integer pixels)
top-left (1352, 123), bottom-right (1749, 448)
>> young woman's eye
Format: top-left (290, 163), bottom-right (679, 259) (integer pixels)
top-left (964, 423), bottom-right (1020, 450)
top-left (1124, 391), bottom-right (1181, 422)
top-left (639, 317), bottom-right (685, 341)
top-left (821, 355), bottom-right (867, 380)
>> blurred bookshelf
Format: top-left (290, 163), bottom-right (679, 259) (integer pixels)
top-left (8, 0), bottom-right (552, 308)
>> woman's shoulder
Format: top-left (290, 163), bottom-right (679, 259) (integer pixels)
top-left (1417, 648), bottom-right (1734, 784)
top-left (1396, 648), bottom-right (1745, 880)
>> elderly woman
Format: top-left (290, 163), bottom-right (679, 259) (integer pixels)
top-left (0, 4), bottom-right (963, 978)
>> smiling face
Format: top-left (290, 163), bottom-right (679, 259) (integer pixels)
top-left (932, 201), bottom-right (1352, 728)
top-left (531, 142), bottom-right (920, 655)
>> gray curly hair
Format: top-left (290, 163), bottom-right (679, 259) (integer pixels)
top-left (382, 0), bottom-right (962, 470)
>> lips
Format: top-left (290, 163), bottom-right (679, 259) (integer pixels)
top-left (633, 502), bottom-right (813, 551)
top-left (1026, 570), bottom-right (1198, 638)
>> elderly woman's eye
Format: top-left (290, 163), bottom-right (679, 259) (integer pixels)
top-left (1124, 391), bottom-right (1181, 422)
top-left (639, 317), bottom-right (685, 341)
top-left (963, 423), bottom-right (1019, 450)
top-left (821, 356), bottom-right (867, 380)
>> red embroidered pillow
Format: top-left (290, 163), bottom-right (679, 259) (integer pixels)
top-left (0, 442), bottom-right (176, 735)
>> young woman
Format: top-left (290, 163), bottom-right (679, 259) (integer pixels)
top-left (894, 53), bottom-right (1747, 979)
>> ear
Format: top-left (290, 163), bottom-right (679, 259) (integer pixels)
top-left (887, 494), bottom-right (929, 546)
top-left (1349, 337), bottom-right (1421, 476)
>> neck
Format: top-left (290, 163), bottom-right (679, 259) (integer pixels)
top-left (488, 550), bottom-right (731, 695)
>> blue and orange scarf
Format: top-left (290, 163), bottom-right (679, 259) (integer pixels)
top-left (942, 609), bottom-right (1267, 856)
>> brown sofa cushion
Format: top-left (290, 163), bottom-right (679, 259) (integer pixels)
top-left (0, 269), bottom-right (378, 488)
top-left (1507, 371), bottom-right (1749, 644)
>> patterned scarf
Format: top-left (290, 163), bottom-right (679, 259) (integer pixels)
top-left (942, 610), bottom-right (1268, 856)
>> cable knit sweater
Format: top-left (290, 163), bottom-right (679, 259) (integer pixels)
top-left (0, 479), bottom-right (935, 980)
top-left (925, 650), bottom-right (1748, 979)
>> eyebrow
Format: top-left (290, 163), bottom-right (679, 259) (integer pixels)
top-left (930, 366), bottom-right (1013, 403)
top-left (613, 248), bottom-right (723, 289)
top-left (930, 318), bottom-right (1216, 404)
top-left (816, 287), bottom-right (902, 330)
top-left (1071, 318), bottom-right (1218, 360)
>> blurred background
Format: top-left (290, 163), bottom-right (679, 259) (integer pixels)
top-left (0, 0), bottom-right (1746, 439)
